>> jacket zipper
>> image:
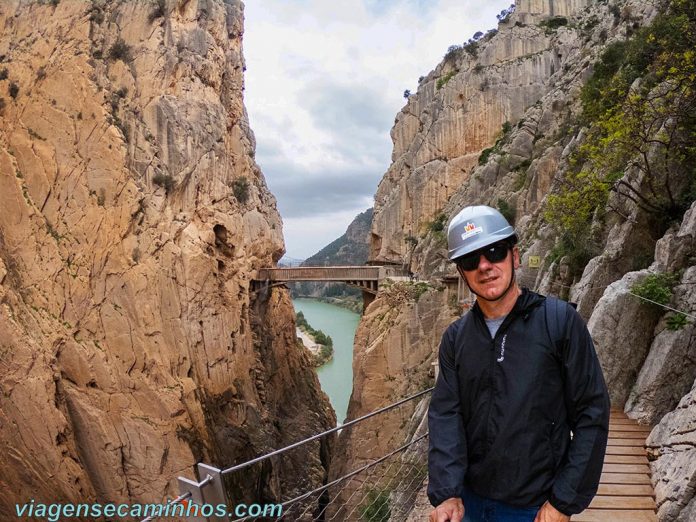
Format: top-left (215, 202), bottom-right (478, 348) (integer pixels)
top-left (482, 313), bottom-right (515, 454)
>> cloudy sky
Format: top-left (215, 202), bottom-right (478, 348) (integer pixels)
top-left (243, 0), bottom-right (512, 259)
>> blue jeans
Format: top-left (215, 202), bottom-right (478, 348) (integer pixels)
top-left (462, 487), bottom-right (541, 522)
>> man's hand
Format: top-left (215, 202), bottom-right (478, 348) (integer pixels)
top-left (429, 497), bottom-right (464, 522)
top-left (534, 501), bottom-right (570, 522)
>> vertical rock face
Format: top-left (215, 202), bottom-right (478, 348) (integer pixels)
top-left (624, 201), bottom-right (696, 424)
top-left (328, 281), bottom-right (456, 516)
top-left (0, 0), bottom-right (333, 515)
top-left (370, 0), bottom-right (598, 266)
top-left (647, 381), bottom-right (696, 522)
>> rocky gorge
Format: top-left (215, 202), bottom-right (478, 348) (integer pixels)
top-left (0, 0), bottom-right (334, 517)
top-left (0, 0), bottom-right (694, 520)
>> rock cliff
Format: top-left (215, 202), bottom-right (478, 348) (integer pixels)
top-left (0, 0), bottom-right (333, 515)
top-left (336, 0), bottom-right (696, 520)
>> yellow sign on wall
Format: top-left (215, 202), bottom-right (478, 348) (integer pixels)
top-left (528, 256), bottom-right (541, 268)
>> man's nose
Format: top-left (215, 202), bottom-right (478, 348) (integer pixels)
top-left (477, 253), bottom-right (493, 271)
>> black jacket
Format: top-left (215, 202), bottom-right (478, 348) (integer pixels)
top-left (427, 290), bottom-right (610, 515)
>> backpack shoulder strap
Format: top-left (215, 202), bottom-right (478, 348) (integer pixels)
top-left (545, 296), bottom-right (569, 349)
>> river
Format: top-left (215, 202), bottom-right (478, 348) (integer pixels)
top-left (292, 298), bottom-right (359, 424)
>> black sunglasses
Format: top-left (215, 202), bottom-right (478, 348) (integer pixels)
top-left (456, 241), bottom-right (511, 271)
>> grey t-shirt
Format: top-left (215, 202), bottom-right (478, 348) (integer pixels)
top-left (485, 315), bottom-right (507, 338)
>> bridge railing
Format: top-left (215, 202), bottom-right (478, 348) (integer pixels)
top-left (258, 266), bottom-right (382, 281)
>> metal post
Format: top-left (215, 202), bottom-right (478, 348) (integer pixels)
top-left (178, 464), bottom-right (230, 521)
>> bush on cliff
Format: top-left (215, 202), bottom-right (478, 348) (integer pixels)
top-left (546, 0), bottom-right (696, 272)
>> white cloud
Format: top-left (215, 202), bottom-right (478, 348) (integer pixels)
top-left (243, 0), bottom-right (512, 259)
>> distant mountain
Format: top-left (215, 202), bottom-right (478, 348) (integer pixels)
top-left (302, 208), bottom-right (373, 267)
top-left (279, 255), bottom-right (305, 267)
top-left (290, 208), bottom-right (373, 311)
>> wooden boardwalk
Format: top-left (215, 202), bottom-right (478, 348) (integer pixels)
top-left (572, 409), bottom-right (656, 521)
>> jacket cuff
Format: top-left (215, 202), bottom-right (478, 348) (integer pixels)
top-left (548, 493), bottom-right (576, 516)
top-left (428, 488), bottom-right (464, 507)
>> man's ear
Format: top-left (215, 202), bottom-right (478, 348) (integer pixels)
top-left (512, 246), bottom-right (521, 270)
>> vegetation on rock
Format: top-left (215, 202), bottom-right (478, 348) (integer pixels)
top-left (546, 0), bottom-right (696, 272)
top-left (231, 176), bottom-right (250, 204)
top-left (153, 173), bottom-right (175, 193)
top-left (631, 272), bottom-right (680, 306)
top-left (108, 39), bottom-right (132, 62)
top-left (360, 488), bottom-right (390, 522)
top-left (296, 311), bottom-right (334, 367)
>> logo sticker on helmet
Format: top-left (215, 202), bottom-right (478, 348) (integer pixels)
top-left (461, 222), bottom-right (483, 240)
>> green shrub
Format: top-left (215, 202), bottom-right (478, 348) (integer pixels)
top-left (547, 230), bottom-right (598, 277)
top-left (153, 173), bottom-right (175, 193)
top-left (231, 176), bottom-right (250, 204)
top-left (539, 16), bottom-right (568, 33)
top-left (427, 213), bottom-right (447, 233)
top-left (513, 169), bottom-right (527, 191)
top-left (360, 488), bottom-right (390, 522)
top-left (436, 70), bottom-right (457, 90)
top-left (631, 272), bottom-right (679, 306)
top-left (463, 41), bottom-right (478, 57)
top-left (478, 146), bottom-right (494, 165)
top-left (444, 45), bottom-right (463, 63)
top-left (404, 235), bottom-right (418, 246)
top-left (8, 81), bottom-right (18, 99)
top-left (497, 199), bottom-right (515, 224)
top-left (0, 67), bottom-right (8, 80)
top-left (666, 312), bottom-right (689, 331)
top-left (109, 39), bottom-right (132, 62)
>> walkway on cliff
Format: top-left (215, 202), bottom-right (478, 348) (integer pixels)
top-left (253, 265), bottom-right (410, 308)
top-left (572, 409), bottom-right (656, 521)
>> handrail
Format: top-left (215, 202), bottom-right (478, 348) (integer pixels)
top-left (220, 387), bottom-right (433, 476)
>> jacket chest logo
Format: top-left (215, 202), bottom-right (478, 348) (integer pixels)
top-left (497, 334), bottom-right (507, 363)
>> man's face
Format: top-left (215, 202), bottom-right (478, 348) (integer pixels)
top-left (457, 243), bottom-right (520, 301)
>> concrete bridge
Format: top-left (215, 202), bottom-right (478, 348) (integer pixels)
top-left (253, 265), bottom-right (410, 309)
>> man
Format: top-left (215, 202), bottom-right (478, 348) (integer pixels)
top-left (427, 206), bottom-right (610, 522)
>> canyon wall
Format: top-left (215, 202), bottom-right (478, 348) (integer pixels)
top-left (337, 0), bottom-right (696, 520)
top-left (0, 0), bottom-right (333, 516)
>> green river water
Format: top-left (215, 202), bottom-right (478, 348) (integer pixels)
top-left (292, 298), bottom-right (359, 425)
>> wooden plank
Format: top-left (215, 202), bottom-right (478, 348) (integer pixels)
top-left (607, 438), bottom-right (646, 447)
top-left (605, 454), bottom-right (649, 464)
top-left (601, 473), bottom-right (651, 484)
top-left (608, 424), bottom-right (652, 432)
top-left (589, 496), bottom-right (656, 509)
top-left (610, 418), bottom-right (636, 424)
top-left (572, 509), bottom-right (657, 521)
top-left (602, 464), bottom-right (651, 473)
top-left (610, 411), bottom-right (629, 418)
top-left (606, 446), bottom-right (646, 455)
top-left (597, 484), bottom-right (654, 496)
top-left (609, 431), bottom-right (650, 439)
